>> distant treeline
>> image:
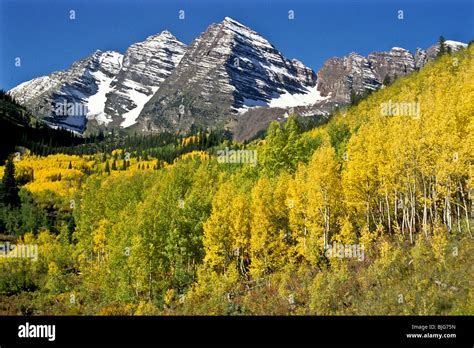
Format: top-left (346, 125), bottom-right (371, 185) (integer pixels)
top-left (0, 90), bottom-right (231, 164)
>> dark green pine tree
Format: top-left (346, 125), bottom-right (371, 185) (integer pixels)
top-left (68, 161), bottom-right (72, 169)
top-left (112, 159), bottom-right (117, 171)
top-left (438, 36), bottom-right (446, 57)
top-left (0, 156), bottom-right (20, 206)
top-left (105, 161), bottom-right (111, 175)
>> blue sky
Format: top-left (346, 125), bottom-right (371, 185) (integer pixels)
top-left (1, 0), bottom-right (473, 90)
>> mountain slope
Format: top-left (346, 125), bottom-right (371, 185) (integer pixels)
top-left (7, 17), bottom-right (468, 141)
top-left (233, 39), bottom-right (467, 141)
top-left (103, 31), bottom-right (186, 129)
top-left (135, 17), bottom-right (319, 134)
top-left (0, 91), bottom-right (82, 162)
top-left (8, 32), bottom-right (186, 134)
top-left (9, 50), bottom-right (123, 133)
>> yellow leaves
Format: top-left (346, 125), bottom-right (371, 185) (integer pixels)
top-left (305, 126), bottom-right (330, 143)
top-left (92, 219), bottom-right (108, 256)
top-left (98, 303), bottom-right (135, 315)
top-left (163, 289), bottom-right (175, 308)
top-left (174, 151), bottom-right (210, 163)
top-left (286, 145), bottom-right (342, 264)
top-left (431, 225), bottom-right (449, 264)
top-left (334, 216), bottom-right (356, 245)
top-left (180, 135), bottom-right (199, 147)
top-left (45, 260), bottom-right (66, 294)
top-left (0, 154), bottom-right (88, 201)
top-left (249, 175), bottom-right (294, 278)
top-left (128, 160), bottom-right (157, 171)
top-left (377, 240), bottom-right (396, 270)
top-left (338, 46), bottom-right (473, 236)
top-left (232, 195), bottom-right (251, 249)
top-left (111, 149), bottom-right (124, 157)
top-left (47, 261), bottom-right (59, 275)
top-left (203, 180), bottom-right (250, 271)
top-left (24, 183), bottom-right (73, 206)
top-left (359, 225), bottom-right (377, 253)
top-left (30, 229), bottom-right (67, 269)
top-left (134, 300), bottom-right (158, 315)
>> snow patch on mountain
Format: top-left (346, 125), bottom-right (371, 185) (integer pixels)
top-left (120, 81), bottom-right (159, 128)
top-left (84, 51), bottom-right (123, 125)
top-left (445, 40), bottom-right (468, 49)
top-left (104, 31), bottom-right (186, 128)
top-left (85, 71), bottom-right (115, 125)
top-left (269, 84), bottom-right (330, 108)
top-left (237, 83), bottom-right (329, 113)
top-left (8, 22), bottom-right (467, 138)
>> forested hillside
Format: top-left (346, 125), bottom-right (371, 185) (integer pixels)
top-left (0, 91), bottom-right (85, 162)
top-left (0, 45), bottom-right (472, 315)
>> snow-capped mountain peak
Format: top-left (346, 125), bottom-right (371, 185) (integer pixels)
top-left (7, 17), bottom-right (467, 140)
top-left (8, 31), bottom-right (186, 132)
top-left (9, 49), bottom-right (124, 132)
top-left (104, 30), bottom-right (186, 128)
top-left (445, 40), bottom-right (468, 49)
top-left (135, 16), bottom-right (318, 133)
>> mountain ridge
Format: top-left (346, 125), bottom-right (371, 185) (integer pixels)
top-left (7, 17), bottom-right (468, 140)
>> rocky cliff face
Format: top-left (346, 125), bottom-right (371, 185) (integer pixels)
top-left (8, 17), bottom-right (468, 140)
top-left (8, 32), bottom-right (186, 133)
top-left (103, 31), bottom-right (186, 128)
top-left (317, 53), bottom-right (381, 105)
top-left (368, 47), bottom-right (415, 82)
top-left (9, 50), bottom-right (123, 133)
top-left (314, 41), bottom-right (466, 107)
top-left (415, 40), bottom-right (467, 69)
top-left (136, 17), bottom-right (318, 134)
top-left (414, 48), bottom-right (428, 70)
top-left (316, 47), bottom-right (415, 105)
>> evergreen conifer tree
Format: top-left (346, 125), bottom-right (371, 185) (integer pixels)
top-left (0, 156), bottom-right (20, 206)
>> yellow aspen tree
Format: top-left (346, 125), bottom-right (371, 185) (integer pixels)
top-left (249, 176), bottom-right (289, 279)
top-left (305, 145), bottom-right (342, 264)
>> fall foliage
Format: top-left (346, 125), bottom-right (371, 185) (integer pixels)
top-left (0, 45), bottom-right (473, 315)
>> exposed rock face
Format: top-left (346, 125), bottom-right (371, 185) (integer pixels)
top-left (368, 47), bottom-right (415, 81)
top-left (317, 53), bottom-right (380, 104)
top-left (8, 32), bottom-right (186, 133)
top-left (291, 59), bottom-right (318, 87)
top-left (9, 50), bottom-right (124, 133)
top-left (8, 16), bottom-right (468, 141)
top-left (316, 48), bottom-right (416, 105)
top-left (414, 48), bottom-right (427, 69)
top-left (315, 41), bottom-right (467, 107)
top-left (415, 40), bottom-right (467, 69)
top-left (136, 17), bottom-right (318, 134)
top-left (104, 31), bottom-right (186, 128)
